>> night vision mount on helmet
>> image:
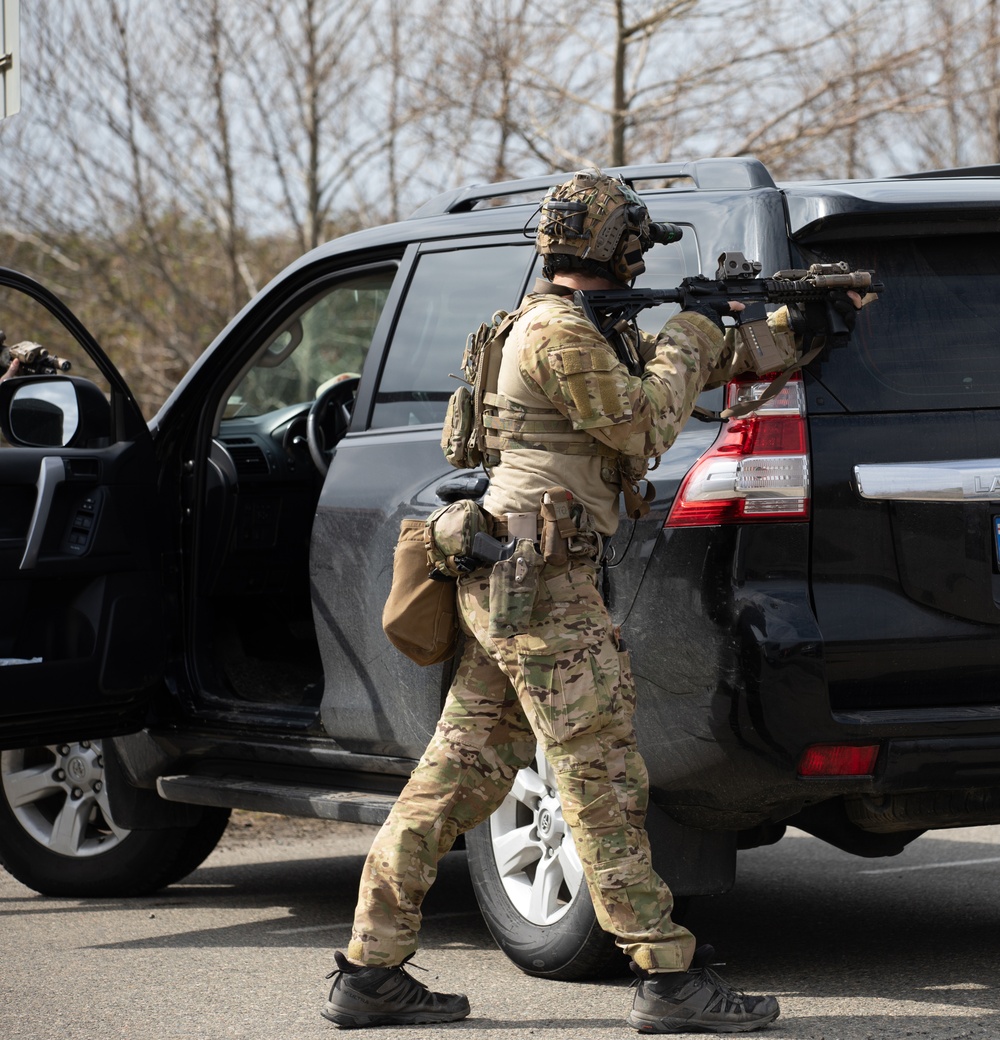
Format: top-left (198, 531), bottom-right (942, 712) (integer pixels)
top-left (534, 169), bottom-right (682, 286)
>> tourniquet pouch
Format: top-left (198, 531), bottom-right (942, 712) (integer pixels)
top-left (488, 538), bottom-right (544, 640)
top-left (382, 518), bottom-right (458, 666)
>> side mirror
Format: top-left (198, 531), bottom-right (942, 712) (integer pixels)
top-left (0, 375), bottom-right (110, 448)
top-left (7, 380), bottom-right (79, 446)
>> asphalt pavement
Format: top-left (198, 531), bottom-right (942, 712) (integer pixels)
top-left (2, 813), bottom-right (999, 1040)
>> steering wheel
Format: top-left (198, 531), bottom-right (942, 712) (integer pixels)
top-left (306, 374), bottom-right (361, 475)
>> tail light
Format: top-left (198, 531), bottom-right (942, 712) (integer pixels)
top-left (665, 374), bottom-right (809, 527)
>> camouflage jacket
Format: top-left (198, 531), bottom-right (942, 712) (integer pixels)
top-left (480, 279), bottom-right (754, 535)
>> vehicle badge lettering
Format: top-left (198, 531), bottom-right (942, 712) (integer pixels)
top-left (973, 475), bottom-right (1000, 495)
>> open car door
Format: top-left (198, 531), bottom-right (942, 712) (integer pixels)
top-left (0, 269), bottom-right (163, 750)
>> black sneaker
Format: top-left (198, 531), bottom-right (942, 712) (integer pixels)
top-left (322, 951), bottom-right (471, 1029)
top-left (627, 946), bottom-right (780, 1034)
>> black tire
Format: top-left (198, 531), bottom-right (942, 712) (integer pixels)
top-left (465, 745), bottom-right (622, 981)
top-left (0, 741), bottom-right (231, 897)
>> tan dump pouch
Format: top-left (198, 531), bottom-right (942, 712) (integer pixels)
top-left (382, 519), bottom-right (459, 666)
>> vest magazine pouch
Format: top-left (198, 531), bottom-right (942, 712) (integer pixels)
top-left (441, 384), bottom-right (480, 469)
top-left (737, 316), bottom-right (795, 375)
top-left (382, 518), bottom-right (459, 666)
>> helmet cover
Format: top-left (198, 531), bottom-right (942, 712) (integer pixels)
top-left (536, 169), bottom-right (656, 284)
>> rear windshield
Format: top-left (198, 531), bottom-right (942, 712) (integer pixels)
top-left (803, 234), bottom-right (1000, 411)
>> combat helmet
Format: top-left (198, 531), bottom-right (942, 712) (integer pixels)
top-left (535, 168), bottom-right (681, 286)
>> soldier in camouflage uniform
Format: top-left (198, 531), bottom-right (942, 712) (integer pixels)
top-left (323, 170), bottom-right (783, 1033)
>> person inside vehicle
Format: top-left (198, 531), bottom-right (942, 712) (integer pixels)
top-left (322, 169), bottom-right (859, 1033)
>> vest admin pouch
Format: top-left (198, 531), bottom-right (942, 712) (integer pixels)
top-left (382, 519), bottom-right (459, 666)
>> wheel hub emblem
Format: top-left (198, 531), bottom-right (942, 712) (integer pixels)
top-left (538, 809), bottom-right (552, 835)
top-left (67, 757), bottom-right (88, 782)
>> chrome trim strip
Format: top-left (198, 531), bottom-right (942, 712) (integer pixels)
top-left (20, 456), bottom-right (65, 569)
top-left (854, 459), bottom-right (1000, 502)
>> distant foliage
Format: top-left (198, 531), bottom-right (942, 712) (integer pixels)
top-left (0, 0), bottom-right (995, 412)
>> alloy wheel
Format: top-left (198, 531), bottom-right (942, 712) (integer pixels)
top-left (1, 740), bottom-right (130, 857)
top-left (488, 746), bottom-right (583, 926)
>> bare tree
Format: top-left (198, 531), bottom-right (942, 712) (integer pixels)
top-left (237, 0), bottom-right (384, 251)
top-left (988, 0), bottom-right (1000, 163)
top-left (396, 0), bottom-right (570, 188)
top-left (5, 0), bottom-right (1000, 415)
top-left (1, 0), bottom-right (244, 407)
top-left (0, 0), bottom-right (397, 410)
top-left (922, 0), bottom-right (1000, 168)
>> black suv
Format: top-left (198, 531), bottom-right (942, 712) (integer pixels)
top-left (3, 157), bottom-right (1000, 980)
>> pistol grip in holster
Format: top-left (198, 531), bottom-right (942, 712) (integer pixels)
top-left (487, 537), bottom-right (544, 639)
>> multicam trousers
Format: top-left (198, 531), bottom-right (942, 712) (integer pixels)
top-left (347, 556), bottom-right (695, 973)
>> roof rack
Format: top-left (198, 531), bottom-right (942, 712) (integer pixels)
top-left (408, 157), bottom-right (776, 219)
top-left (895, 164), bottom-right (1000, 180)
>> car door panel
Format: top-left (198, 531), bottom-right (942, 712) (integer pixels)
top-left (0, 271), bottom-right (164, 750)
top-left (0, 438), bottom-right (163, 747)
top-left (313, 238), bottom-right (535, 757)
top-left (313, 428), bottom-right (459, 758)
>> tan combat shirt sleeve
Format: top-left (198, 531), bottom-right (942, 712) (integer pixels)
top-left (519, 304), bottom-right (728, 461)
top-left (637, 305), bottom-right (799, 388)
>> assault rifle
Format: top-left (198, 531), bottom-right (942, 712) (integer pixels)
top-left (0, 332), bottom-right (71, 376)
top-left (576, 251), bottom-right (883, 377)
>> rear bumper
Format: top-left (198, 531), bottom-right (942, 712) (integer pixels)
top-left (626, 524), bottom-right (1000, 830)
top-left (880, 734), bottom-right (1000, 790)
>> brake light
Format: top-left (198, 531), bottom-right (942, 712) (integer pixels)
top-left (666, 374), bottom-right (809, 527)
top-left (797, 744), bottom-right (880, 778)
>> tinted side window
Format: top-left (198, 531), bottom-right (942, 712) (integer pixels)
top-left (805, 235), bottom-right (1000, 411)
top-left (371, 244), bottom-right (531, 429)
top-left (631, 223), bottom-right (704, 334)
top-left (520, 232), bottom-right (701, 337)
top-left (227, 267), bottom-right (395, 418)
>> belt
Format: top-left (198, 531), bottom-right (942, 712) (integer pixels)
top-left (488, 511), bottom-right (608, 564)
top-left (490, 515), bottom-right (544, 539)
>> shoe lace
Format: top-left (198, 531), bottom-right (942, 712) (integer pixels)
top-left (629, 949), bottom-right (754, 1011)
top-left (325, 953), bottom-right (430, 987)
top-left (695, 962), bottom-right (756, 1011)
